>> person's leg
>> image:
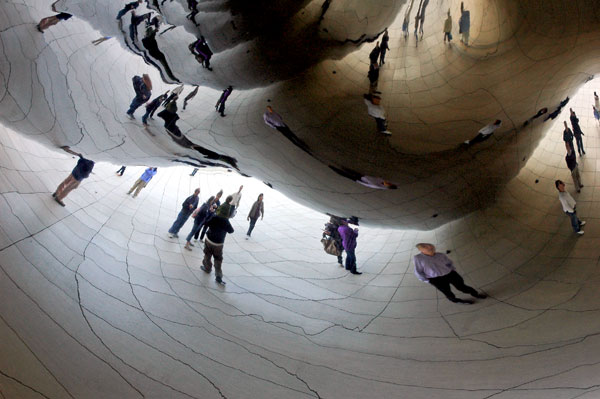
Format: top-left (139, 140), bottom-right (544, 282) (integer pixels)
top-left (186, 221), bottom-right (200, 243)
top-left (213, 244), bottom-right (224, 282)
top-left (38, 16), bottom-right (59, 31)
top-left (202, 240), bottom-right (214, 272)
top-left (56, 176), bottom-right (81, 201)
top-left (566, 211), bottom-right (581, 232)
top-left (168, 211), bottom-right (185, 234)
top-left (577, 135), bottom-right (585, 154)
top-left (128, 178), bottom-right (142, 194)
top-left (55, 174), bottom-right (74, 197)
top-left (127, 97), bottom-right (143, 115)
top-left (344, 249), bottom-right (356, 271)
top-left (219, 102), bottom-right (225, 116)
top-left (199, 223), bottom-right (209, 240)
top-left (447, 271), bottom-right (480, 297)
top-left (142, 108), bottom-right (151, 124)
top-left (133, 181), bottom-right (147, 198)
top-left (375, 118), bottom-right (387, 132)
top-left (247, 218), bottom-right (257, 236)
top-left (571, 168), bottom-right (582, 191)
top-left (116, 9), bottom-right (127, 19)
top-left (427, 274), bottom-right (458, 302)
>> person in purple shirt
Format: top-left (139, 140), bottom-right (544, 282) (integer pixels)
top-left (414, 243), bottom-right (487, 304)
top-left (127, 167), bottom-right (157, 198)
top-left (215, 86), bottom-right (233, 117)
top-left (337, 220), bottom-right (362, 275)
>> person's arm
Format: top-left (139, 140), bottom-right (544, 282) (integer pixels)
top-left (226, 220), bottom-right (234, 234)
top-left (413, 257), bottom-right (429, 282)
top-left (260, 202), bottom-right (264, 219)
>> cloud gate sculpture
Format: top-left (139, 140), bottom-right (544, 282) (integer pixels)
top-left (3, 0), bottom-right (600, 398)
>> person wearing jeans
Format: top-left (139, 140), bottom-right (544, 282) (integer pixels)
top-left (414, 243), bottom-right (487, 304)
top-left (53, 154), bottom-right (95, 206)
top-left (556, 180), bottom-right (585, 235)
top-left (168, 188), bottom-right (200, 238)
top-left (337, 219), bottom-right (362, 275)
top-left (246, 194), bottom-right (264, 238)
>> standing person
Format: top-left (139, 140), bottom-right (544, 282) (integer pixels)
top-left (464, 120), bottom-right (502, 146)
top-left (228, 186), bottom-right (243, 217)
top-left (190, 36), bottom-right (213, 70)
top-left (127, 167), bottom-right (157, 198)
top-left (201, 205), bottom-right (234, 285)
top-left (563, 121), bottom-right (575, 154)
top-left (363, 94), bottom-right (391, 135)
top-left (116, 166), bottom-right (126, 176)
top-left (414, 243), bottom-right (487, 304)
top-left (168, 188), bottom-right (200, 238)
top-left (127, 74), bottom-right (152, 119)
top-left (52, 153), bottom-right (94, 207)
top-left (593, 105), bottom-right (600, 126)
top-left (594, 92), bottom-right (600, 110)
top-left (323, 216), bottom-right (344, 266)
top-left (215, 86), bottom-right (233, 117)
top-left (459, 2), bottom-right (470, 46)
top-left (246, 194), bottom-right (264, 239)
top-left (142, 91), bottom-right (169, 125)
top-left (402, 15), bottom-right (410, 39)
top-left (337, 219), bottom-right (362, 275)
top-left (190, 168), bottom-right (199, 176)
top-left (199, 190), bottom-right (223, 240)
top-left (565, 147), bottom-right (583, 193)
top-left (369, 42), bottom-right (381, 65)
top-left (379, 30), bottom-right (390, 65)
top-left (556, 180), bottom-right (585, 235)
top-left (91, 36), bottom-right (112, 45)
top-left (183, 86), bottom-right (199, 110)
top-left (116, 0), bottom-right (141, 20)
top-left (443, 10), bottom-right (452, 43)
top-left (569, 109), bottom-right (585, 155)
top-left (368, 61), bottom-right (380, 94)
top-left (184, 196), bottom-right (215, 250)
top-left (36, 12), bottom-right (73, 33)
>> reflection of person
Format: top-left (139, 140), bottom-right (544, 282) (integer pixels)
top-left (443, 10), bottom-right (452, 42)
top-left (414, 243), bottom-right (487, 304)
top-left (338, 220), bottom-right (362, 275)
top-left (357, 176), bottom-right (397, 189)
top-left (127, 74), bottom-right (152, 118)
top-left (379, 30), bottom-right (390, 65)
top-left (127, 167), bottom-right (157, 198)
top-left (369, 42), bottom-right (381, 64)
top-left (116, 166), bottom-right (126, 176)
top-left (37, 13), bottom-right (72, 33)
top-left (563, 121), bottom-right (575, 154)
top-left (363, 94), bottom-right (391, 135)
top-left (263, 106), bottom-right (312, 154)
top-left (184, 196), bottom-right (215, 250)
top-left (246, 194), bottom-right (264, 238)
top-left (565, 147), bottom-right (583, 193)
top-left (92, 36), bottom-right (112, 45)
top-left (569, 109), bottom-right (585, 156)
top-left (556, 180), bottom-right (585, 235)
top-left (116, 1), bottom-right (141, 20)
top-left (228, 186), bottom-right (243, 217)
top-left (593, 105), bottom-right (600, 125)
top-left (168, 188), bottom-right (200, 238)
top-left (215, 86), bottom-right (233, 117)
top-left (142, 91), bottom-right (169, 125)
top-left (368, 62), bottom-right (380, 94)
top-left (53, 154), bottom-right (94, 206)
top-left (464, 120), bottom-right (501, 146)
top-left (323, 217), bottom-right (344, 266)
top-left (201, 205), bottom-right (234, 285)
top-left (183, 86), bottom-right (199, 110)
top-left (595, 92), bottom-right (600, 110)
top-left (459, 2), bottom-right (470, 46)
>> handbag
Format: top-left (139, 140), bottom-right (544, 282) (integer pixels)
top-left (321, 237), bottom-right (341, 256)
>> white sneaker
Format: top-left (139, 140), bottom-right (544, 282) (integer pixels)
top-left (168, 233), bottom-right (174, 238)
top-left (580, 221), bottom-right (586, 226)
top-left (577, 230), bottom-right (585, 235)
top-left (380, 130), bottom-right (392, 136)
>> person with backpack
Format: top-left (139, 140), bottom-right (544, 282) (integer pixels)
top-left (127, 74), bottom-right (152, 118)
top-left (52, 153), bottom-right (94, 206)
top-left (168, 188), bottom-right (200, 238)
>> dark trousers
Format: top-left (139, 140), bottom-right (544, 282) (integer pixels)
top-left (345, 248), bottom-right (357, 272)
top-left (203, 240), bottom-right (223, 278)
top-left (247, 217), bottom-right (258, 236)
top-left (575, 135), bottom-right (585, 154)
top-left (169, 210), bottom-right (192, 235)
top-left (116, 166), bottom-right (126, 175)
top-left (217, 102), bottom-right (225, 116)
top-left (375, 117), bottom-right (387, 132)
top-left (127, 96), bottom-right (145, 115)
top-left (428, 271), bottom-right (478, 302)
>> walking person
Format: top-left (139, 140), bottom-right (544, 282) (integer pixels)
top-left (215, 86), bottom-right (233, 117)
top-left (201, 205), bottom-right (234, 285)
top-left (402, 15), bottom-right (410, 39)
top-left (569, 109), bottom-right (585, 155)
top-left (36, 12), bottom-right (73, 33)
top-left (369, 42), bottom-right (381, 65)
top-left (414, 243), bottom-right (487, 304)
top-left (593, 105), bottom-right (600, 126)
top-left (116, 166), bottom-right (126, 176)
top-left (183, 86), bottom-right (199, 110)
top-left (379, 30), bottom-right (390, 65)
top-left (368, 61), bottom-right (380, 94)
top-left (594, 92), bottom-right (600, 110)
top-left (246, 194), bottom-right (264, 239)
top-left (443, 10), bottom-right (452, 43)
top-left (168, 188), bottom-right (200, 238)
top-left (464, 120), bottom-right (502, 146)
top-left (565, 147), bottom-right (583, 193)
top-left (228, 186), bottom-right (243, 217)
top-left (363, 94), bottom-right (391, 135)
top-left (459, 2), bottom-right (470, 46)
top-left (263, 106), bottom-right (312, 154)
top-left (127, 167), bottom-right (157, 198)
top-left (337, 219), bottom-right (362, 275)
top-left (142, 91), bottom-right (169, 125)
top-left (52, 153), bottom-right (95, 207)
top-left (184, 196), bottom-right (216, 250)
top-left (127, 74), bottom-right (152, 119)
top-left (556, 180), bottom-right (585, 235)
top-left (563, 121), bottom-right (575, 154)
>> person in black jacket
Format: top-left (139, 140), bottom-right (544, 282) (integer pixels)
top-left (569, 109), bottom-right (585, 156)
top-left (565, 147), bottom-right (583, 193)
top-left (563, 121), bottom-right (575, 154)
top-left (53, 153), bottom-right (94, 206)
top-left (127, 74), bottom-right (152, 118)
top-left (168, 188), bottom-right (200, 237)
top-left (201, 205), bottom-right (234, 285)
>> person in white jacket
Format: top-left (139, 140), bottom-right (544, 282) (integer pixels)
top-left (556, 180), bottom-right (585, 235)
